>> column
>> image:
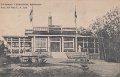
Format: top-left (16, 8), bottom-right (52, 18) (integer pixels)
top-left (60, 38), bottom-right (61, 52)
top-left (75, 36), bottom-right (77, 52)
top-left (82, 38), bottom-right (84, 55)
top-left (61, 37), bottom-right (64, 52)
top-left (34, 36), bottom-right (36, 52)
top-left (31, 36), bottom-right (34, 52)
top-left (32, 36), bottom-right (36, 52)
top-left (11, 38), bottom-right (12, 54)
top-left (23, 38), bottom-right (25, 53)
top-left (87, 37), bottom-right (89, 57)
top-left (87, 38), bottom-right (88, 53)
top-left (83, 38), bottom-right (84, 49)
top-left (46, 38), bottom-right (47, 52)
top-left (19, 38), bottom-right (20, 54)
top-left (94, 38), bottom-right (96, 54)
top-left (48, 37), bottom-right (51, 56)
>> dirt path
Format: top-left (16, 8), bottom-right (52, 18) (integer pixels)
top-left (89, 60), bottom-right (120, 77)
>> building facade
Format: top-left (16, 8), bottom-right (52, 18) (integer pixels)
top-left (3, 16), bottom-right (103, 59)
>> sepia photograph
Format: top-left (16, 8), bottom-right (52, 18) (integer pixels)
top-left (0, 0), bottom-right (120, 77)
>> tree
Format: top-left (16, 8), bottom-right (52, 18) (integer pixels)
top-left (78, 26), bottom-right (93, 36)
top-left (0, 40), bottom-right (5, 56)
top-left (89, 7), bottom-right (120, 62)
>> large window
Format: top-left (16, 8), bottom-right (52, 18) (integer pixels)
top-left (64, 42), bottom-right (73, 48)
top-left (64, 37), bottom-right (74, 52)
top-left (35, 38), bottom-right (47, 48)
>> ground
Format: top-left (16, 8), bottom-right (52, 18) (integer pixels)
top-left (0, 58), bottom-right (120, 77)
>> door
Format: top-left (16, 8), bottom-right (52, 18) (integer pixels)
top-left (50, 42), bottom-right (60, 52)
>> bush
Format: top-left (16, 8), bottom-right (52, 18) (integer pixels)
top-left (9, 57), bottom-right (20, 64)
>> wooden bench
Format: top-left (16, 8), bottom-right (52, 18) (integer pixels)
top-left (65, 52), bottom-right (88, 61)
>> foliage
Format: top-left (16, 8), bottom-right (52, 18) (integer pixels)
top-left (20, 57), bottom-right (47, 67)
top-left (89, 7), bottom-right (120, 62)
top-left (78, 26), bottom-right (93, 36)
top-left (0, 40), bottom-right (5, 56)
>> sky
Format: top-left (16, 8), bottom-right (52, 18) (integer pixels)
top-left (0, 0), bottom-right (120, 36)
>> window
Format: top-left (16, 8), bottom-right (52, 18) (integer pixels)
top-left (95, 38), bottom-right (98, 42)
top-left (12, 38), bottom-right (19, 41)
top-left (35, 38), bottom-right (47, 48)
top-left (20, 42), bottom-right (24, 47)
top-left (95, 49), bottom-right (98, 53)
top-left (82, 48), bottom-right (87, 52)
top-left (64, 37), bottom-right (73, 41)
top-left (50, 37), bottom-right (60, 41)
top-left (20, 38), bottom-right (24, 41)
top-left (88, 49), bottom-right (94, 53)
top-left (35, 49), bottom-right (47, 52)
top-left (64, 42), bottom-right (73, 48)
top-left (84, 43), bottom-right (88, 48)
top-left (79, 43), bottom-right (83, 48)
top-left (12, 42), bottom-right (19, 47)
top-left (84, 38), bottom-right (88, 42)
top-left (8, 38), bottom-right (11, 41)
top-left (88, 37), bottom-right (94, 42)
top-left (77, 38), bottom-right (83, 42)
top-left (64, 49), bottom-right (74, 52)
top-left (25, 38), bottom-right (31, 41)
top-left (88, 43), bottom-right (94, 48)
top-left (95, 43), bottom-right (99, 48)
top-left (25, 42), bottom-right (31, 47)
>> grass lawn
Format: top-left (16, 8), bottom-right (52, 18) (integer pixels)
top-left (0, 58), bottom-right (120, 77)
top-left (0, 66), bottom-right (101, 77)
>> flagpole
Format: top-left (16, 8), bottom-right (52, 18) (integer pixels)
top-left (74, 6), bottom-right (77, 34)
top-left (74, 5), bottom-right (78, 52)
top-left (32, 5), bottom-right (33, 27)
top-left (29, 5), bottom-right (33, 27)
top-left (29, 5), bottom-right (34, 53)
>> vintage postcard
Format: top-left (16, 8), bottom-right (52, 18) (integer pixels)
top-left (0, 0), bottom-right (120, 77)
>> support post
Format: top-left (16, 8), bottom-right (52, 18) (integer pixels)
top-left (75, 36), bottom-right (77, 52)
top-left (11, 38), bottom-right (12, 54)
top-left (61, 37), bottom-right (64, 52)
top-left (33, 36), bottom-right (35, 52)
top-left (48, 37), bottom-right (51, 56)
top-left (19, 38), bottom-right (20, 54)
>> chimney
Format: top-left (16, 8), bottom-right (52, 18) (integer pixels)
top-left (48, 16), bottom-right (52, 26)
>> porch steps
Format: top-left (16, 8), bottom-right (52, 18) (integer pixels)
top-left (51, 52), bottom-right (68, 59)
